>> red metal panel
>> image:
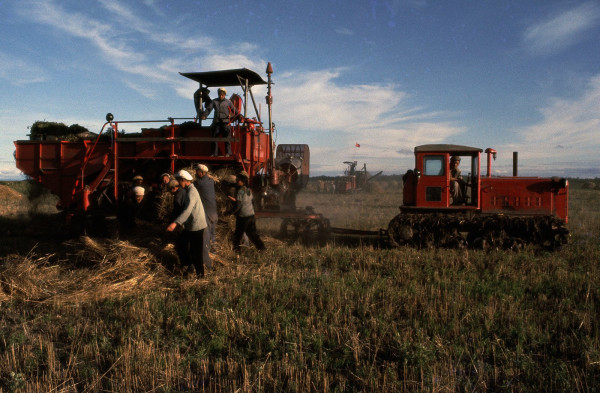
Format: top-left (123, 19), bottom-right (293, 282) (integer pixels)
top-left (14, 142), bottom-right (36, 176)
top-left (414, 152), bottom-right (449, 207)
top-left (480, 177), bottom-right (568, 221)
top-left (15, 119), bottom-right (274, 214)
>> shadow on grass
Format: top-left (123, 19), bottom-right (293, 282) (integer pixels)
top-left (0, 212), bottom-right (183, 276)
top-left (0, 213), bottom-right (70, 257)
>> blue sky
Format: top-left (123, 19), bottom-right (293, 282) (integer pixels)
top-left (1, 0), bottom-right (599, 179)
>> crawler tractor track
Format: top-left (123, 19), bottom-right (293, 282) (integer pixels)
top-left (387, 212), bottom-right (569, 250)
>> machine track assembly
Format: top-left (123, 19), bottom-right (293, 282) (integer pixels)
top-left (387, 212), bottom-right (569, 250)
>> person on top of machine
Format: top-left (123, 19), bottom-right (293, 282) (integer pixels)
top-left (201, 87), bottom-right (240, 157)
top-left (193, 87), bottom-right (212, 119)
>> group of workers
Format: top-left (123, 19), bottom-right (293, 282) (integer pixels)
top-left (117, 85), bottom-right (267, 277)
top-left (119, 164), bottom-right (265, 278)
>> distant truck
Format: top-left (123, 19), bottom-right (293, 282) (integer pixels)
top-left (335, 161), bottom-right (382, 193)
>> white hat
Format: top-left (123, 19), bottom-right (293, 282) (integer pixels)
top-left (218, 87), bottom-right (227, 94)
top-left (196, 164), bottom-right (209, 173)
top-left (175, 170), bottom-right (193, 181)
top-left (133, 186), bottom-right (145, 196)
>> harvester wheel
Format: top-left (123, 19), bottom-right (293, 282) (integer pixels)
top-left (279, 218), bottom-right (300, 239)
top-left (279, 217), bottom-right (331, 245)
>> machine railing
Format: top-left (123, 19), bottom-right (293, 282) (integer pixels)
top-left (76, 117), bottom-right (184, 210)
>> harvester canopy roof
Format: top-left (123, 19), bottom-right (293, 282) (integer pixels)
top-left (179, 68), bottom-right (267, 87)
top-left (414, 144), bottom-right (483, 154)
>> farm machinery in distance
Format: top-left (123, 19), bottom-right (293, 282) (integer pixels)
top-left (334, 161), bottom-right (382, 193)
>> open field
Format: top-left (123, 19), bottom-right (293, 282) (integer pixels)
top-left (0, 180), bottom-right (599, 392)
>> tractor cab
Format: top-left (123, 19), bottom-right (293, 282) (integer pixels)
top-left (402, 144), bottom-right (483, 210)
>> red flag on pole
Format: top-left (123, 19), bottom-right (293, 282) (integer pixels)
top-left (355, 142), bottom-right (360, 147)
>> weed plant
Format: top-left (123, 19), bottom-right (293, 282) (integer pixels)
top-left (0, 185), bottom-right (598, 391)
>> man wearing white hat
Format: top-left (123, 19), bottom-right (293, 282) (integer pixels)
top-left (167, 170), bottom-right (207, 277)
top-left (201, 87), bottom-right (239, 157)
top-left (118, 185), bottom-right (148, 231)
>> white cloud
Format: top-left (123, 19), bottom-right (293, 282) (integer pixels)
top-left (97, 0), bottom-right (214, 51)
top-left (497, 73), bottom-right (600, 176)
top-left (122, 81), bottom-right (157, 99)
top-left (271, 68), bottom-right (465, 174)
top-left (275, 69), bottom-right (463, 139)
top-left (523, 2), bottom-right (600, 55)
top-left (0, 51), bottom-right (48, 85)
top-left (276, 69), bottom-right (404, 131)
top-left (334, 27), bottom-right (353, 36)
top-left (16, 0), bottom-right (232, 96)
top-left (517, 73), bottom-right (600, 153)
top-left (0, 162), bottom-right (26, 181)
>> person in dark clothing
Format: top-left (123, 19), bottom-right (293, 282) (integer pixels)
top-left (450, 155), bottom-right (466, 205)
top-left (168, 179), bottom-right (186, 222)
top-left (229, 171), bottom-right (265, 254)
top-left (201, 87), bottom-right (239, 157)
top-left (118, 186), bottom-right (149, 232)
top-left (194, 164), bottom-right (218, 245)
top-left (194, 87), bottom-right (212, 119)
top-left (167, 170), bottom-right (207, 278)
top-left (193, 163), bottom-right (216, 270)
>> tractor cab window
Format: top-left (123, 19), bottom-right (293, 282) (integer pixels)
top-left (423, 156), bottom-right (444, 176)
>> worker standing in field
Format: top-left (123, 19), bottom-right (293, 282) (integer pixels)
top-left (201, 87), bottom-right (239, 157)
top-left (194, 163), bottom-right (216, 270)
top-left (167, 170), bottom-right (207, 278)
top-left (229, 171), bottom-right (265, 255)
top-left (194, 164), bottom-right (218, 247)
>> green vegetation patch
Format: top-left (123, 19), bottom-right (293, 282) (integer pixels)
top-left (28, 121), bottom-right (92, 141)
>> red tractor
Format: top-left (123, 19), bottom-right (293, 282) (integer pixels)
top-left (389, 144), bottom-right (569, 249)
top-left (13, 63), bottom-right (320, 229)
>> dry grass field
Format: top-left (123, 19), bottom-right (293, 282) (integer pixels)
top-left (0, 179), bottom-right (598, 392)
